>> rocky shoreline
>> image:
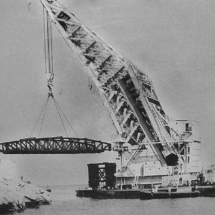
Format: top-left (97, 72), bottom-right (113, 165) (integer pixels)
top-left (0, 177), bottom-right (51, 213)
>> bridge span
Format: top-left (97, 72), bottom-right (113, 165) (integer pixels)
top-left (0, 137), bottom-right (112, 154)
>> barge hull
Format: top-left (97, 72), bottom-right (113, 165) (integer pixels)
top-left (76, 189), bottom-right (140, 199)
top-left (140, 191), bottom-right (200, 200)
top-left (76, 186), bottom-right (215, 199)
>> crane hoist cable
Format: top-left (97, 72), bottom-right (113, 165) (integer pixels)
top-left (52, 95), bottom-right (68, 137)
top-left (43, 6), bottom-right (54, 96)
top-left (29, 96), bottom-right (49, 137)
top-left (52, 97), bottom-right (79, 138)
top-left (28, 5), bottom-right (79, 138)
top-left (38, 96), bottom-right (49, 137)
top-left (29, 94), bottom-right (79, 138)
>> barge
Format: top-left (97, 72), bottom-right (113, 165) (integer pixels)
top-left (77, 184), bottom-right (215, 199)
top-left (76, 161), bottom-right (215, 199)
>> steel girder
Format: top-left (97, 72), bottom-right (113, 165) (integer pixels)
top-left (40, 0), bottom-right (180, 166)
top-left (0, 137), bottom-right (111, 154)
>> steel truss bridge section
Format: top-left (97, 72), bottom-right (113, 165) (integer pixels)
top-left (40, 0), bottom-right (179, 166)
top-left (0, 137), bottom-right (111, 154)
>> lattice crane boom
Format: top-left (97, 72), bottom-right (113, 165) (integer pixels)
top-left (40, 0), bottom-right (179, 166)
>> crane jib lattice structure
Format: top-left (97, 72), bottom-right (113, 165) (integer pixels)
top-left (40, 0), bottom-right (179, 166)
top-left (0, 137), bottom-right (111, 154)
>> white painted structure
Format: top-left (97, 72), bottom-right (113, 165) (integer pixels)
top-left (115, 120), bottom-right (202, 187)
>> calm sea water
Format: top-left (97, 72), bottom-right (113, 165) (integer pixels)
top-left (3, 185), bottom-right (215, 215)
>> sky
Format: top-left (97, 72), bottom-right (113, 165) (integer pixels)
top-left (1, 0), bottom-right (215, 185)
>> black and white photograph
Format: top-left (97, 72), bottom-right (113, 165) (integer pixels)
top-left (1, 0), bottom-right (215, 214)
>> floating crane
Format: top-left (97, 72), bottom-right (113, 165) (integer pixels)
top-left (39, 1), bottom-right (202, 186)
top-left (41, 0), bottom-right (178, 164)
top-left (1, 0), bottom-right (202, 187)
